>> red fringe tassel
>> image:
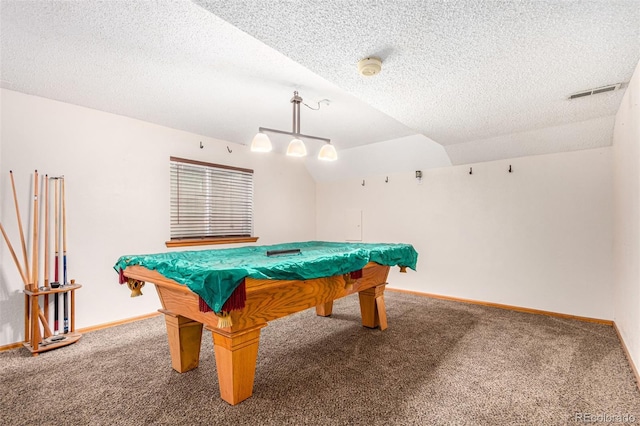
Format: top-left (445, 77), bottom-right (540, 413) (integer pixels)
top-left (198, 279), bottom-right (247, 313)
top-left (222, 279), bottom-right (246, 312)
top-left (119, 268), bottom-right (126, 284)
top-left (199, 296), bottom-right (213, 313)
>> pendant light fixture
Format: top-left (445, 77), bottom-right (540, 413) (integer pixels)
top-left (249, 132), bottom-right (272, 152)
top-left (250, 91), bottom-right (337, 161)
top-left (286, 138), bottom-right (307, 157)
top-left (317, 143), bottom-right (338, 161)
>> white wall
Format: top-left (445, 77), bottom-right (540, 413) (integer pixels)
top-left (1, 83), bottom-right (629, 348)
top-left (613, 61), bottom-right (640, 370)
top-left (317, 148), bottom-right (614, 319)
top-left (304, 134), bottom-right (451, 183)
top-left (0, 89), bottom-right (316, 346)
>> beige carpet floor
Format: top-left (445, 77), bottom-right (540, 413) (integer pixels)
top-left (1, 291), bottom-right (639, 425)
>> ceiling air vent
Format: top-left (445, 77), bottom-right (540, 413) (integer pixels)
top-left (569, 83), bottom-right (622, 100)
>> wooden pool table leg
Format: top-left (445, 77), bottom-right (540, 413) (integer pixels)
top-left (161, 310), bottom-right (204, 373)
top-left (315, 301), bottom-right (334, 317)
top-left (210, 323), bottom-right (267, 405)
top-left (358, 284), bottom-right (388, 330)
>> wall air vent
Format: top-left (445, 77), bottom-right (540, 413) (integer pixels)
top-left (569, 83), bottom-right (622, 100)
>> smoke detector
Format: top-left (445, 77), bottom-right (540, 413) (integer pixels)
top-left (358, 57), bottom-right (382, 77)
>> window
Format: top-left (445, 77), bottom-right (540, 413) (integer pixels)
top-left (167, 156), bottom-right (258, 247)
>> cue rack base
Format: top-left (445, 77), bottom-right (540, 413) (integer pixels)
top-left (22, 332), bottom-right (82, 355)
top-left (23, 283), bottom-right (83, 356)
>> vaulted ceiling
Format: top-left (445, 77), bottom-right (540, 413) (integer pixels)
top-left (1, 1), bottom-right (639, 181)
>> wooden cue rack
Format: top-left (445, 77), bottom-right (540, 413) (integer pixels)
top-left (23, 282), bottom-right (82, 354)
top-left (0, 171), bottom-right (83, 356)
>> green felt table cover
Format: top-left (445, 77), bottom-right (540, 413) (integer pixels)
top-left (114, 241), bottom-right (418, 313)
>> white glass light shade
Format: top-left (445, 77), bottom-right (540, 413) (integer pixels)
top-left (250, 132), bottom-right (272, 152)
top-left (317, 143), bottom-right (338, 161)
top-left (286, 138), bottom-right (307, 157)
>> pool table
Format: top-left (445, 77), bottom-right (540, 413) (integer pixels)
top-left (116, 242), bottom-right (417, 405)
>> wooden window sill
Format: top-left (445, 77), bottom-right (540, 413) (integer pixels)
top-left (166, 236), bottom-right (259, 248)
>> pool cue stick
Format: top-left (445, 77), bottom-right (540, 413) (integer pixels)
top-left (62, 176), bottom-right (69, 333)
top-left (38, 310), bottom-right (53, 337)
top-left (30, 170), bottom-right (39, 291)
top-left (35, 177), bottom-right (53, 343)
top-left (9, 171), bottom-right (31, 342)
top-left (9, 171), bottom-right (30, 283)
top-left (0, 222), bottom-right (47, 340)
top-left (0, 222), bottom-right (29, 286)
top-left (53, 177), bottom-right (60, 335)
top-left (30, 171), bottom-right (40, 346)
top-left (32, 174), bottom-right (53, 341)
top-left (3, 218), bottom-right (29, 343)
top-left (43, 176), bottom-right (50, 321)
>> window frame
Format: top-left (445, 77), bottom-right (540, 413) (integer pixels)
top-left (166, 156), bottom-right (258, 248)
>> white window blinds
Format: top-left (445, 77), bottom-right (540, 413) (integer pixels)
top-left (170, 157), bottom-right (254, 240)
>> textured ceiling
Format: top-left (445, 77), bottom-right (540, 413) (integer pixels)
top-left (0, 0), bottom-right (414, 157)
top-left (1, 0), bottom-right (639, 179)
top-left (195, 0), bottom-right (640, 164)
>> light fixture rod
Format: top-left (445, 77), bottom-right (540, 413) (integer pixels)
top-left (258, 127), bottom-right (331, 144)
top-left (292, 99), bottom-right (297, 133)
top-left (291, 91), bottom-right (302, 134)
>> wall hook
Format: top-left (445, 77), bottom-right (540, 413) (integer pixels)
top-left (469, 167), bottom-right (473, 175)
top-left (508, 165), bottom-right (512, 173)
top-left (199, 141), bottom-right (204, 149)
top-left (227, 146), bottom-right (232, 153)
top-left (362, 180), bottom-right (366, 186)
top-left (385, 176), bottom-right (389, 183)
